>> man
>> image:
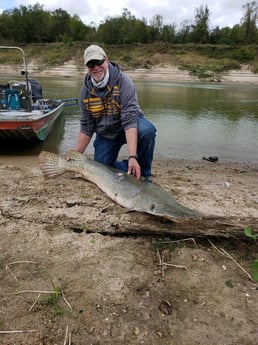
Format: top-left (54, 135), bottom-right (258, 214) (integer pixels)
top-left (76, 44), bottom-right (156, 181)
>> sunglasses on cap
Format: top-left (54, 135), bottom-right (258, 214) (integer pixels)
top-left (86, 59), bottom-right (105, 68)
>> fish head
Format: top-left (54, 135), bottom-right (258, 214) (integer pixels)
top-left (134, 182), bottom-right (202, 220)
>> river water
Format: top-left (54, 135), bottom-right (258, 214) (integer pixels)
top-left (2, 76), bottom-right (258, 163)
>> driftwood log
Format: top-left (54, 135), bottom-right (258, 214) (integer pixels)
top-left (1, 202), bottom-right (257, 240)
top-left (70, 212), bottom-right (258, 240)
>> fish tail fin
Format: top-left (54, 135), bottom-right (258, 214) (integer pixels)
top-left (39, 151), bottom-right (67, 178)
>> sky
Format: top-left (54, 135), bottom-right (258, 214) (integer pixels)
top-left (0, 0), bottom-right (248, 29)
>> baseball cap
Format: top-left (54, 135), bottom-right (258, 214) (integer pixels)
top-left (84, 45), bottom-right (106, 65)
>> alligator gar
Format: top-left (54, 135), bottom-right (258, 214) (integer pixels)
top-left (39, 150), bottom-right (201, 221)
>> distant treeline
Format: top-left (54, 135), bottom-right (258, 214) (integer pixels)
top-left (0, 2), bottom-right (257, 45)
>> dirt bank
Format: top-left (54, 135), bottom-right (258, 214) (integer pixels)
top-left (1, 61), bottom-right (258, 84)
top-left (0, 154), bottom-right (257, 345)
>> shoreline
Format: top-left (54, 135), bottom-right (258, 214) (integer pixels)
top-left (1, 62), bottom-right (258, 84)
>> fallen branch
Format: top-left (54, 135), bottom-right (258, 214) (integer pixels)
top-left (161, 238), bottom-right (197, 247)
top-left (209, 240), bottom-right (254, 282)
top-left (5, 261), bottom-right (39, 283)
top-left (0, 330), bottom-right (37, 334)
top-left (61, 290), bottom-right (72, 310)
top-left (219, 247), bottom-right (254, 282)
top-left (208, 240), bottom-right (225, 255)
top-left (29, 293), bottom-right (41, 312)
top-left (8, 261), bottom-right (38, 265)
top-left (156, 248), bottom-right (188, 276)
top-left (158, 262), bottom-right (188, 270)
top-left (73, 214), bottom-right (258, 240)
top-left (5, 264), bottom-right (18, 283)
top-left (63, 325), bottom-right (72, 345)
top-left (8, 290), bottom-right (59, 295)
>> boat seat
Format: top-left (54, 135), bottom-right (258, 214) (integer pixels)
top-left (5, 89), bottom-right (21, 110)
top-left (9, 79), bottom-right (43, 108)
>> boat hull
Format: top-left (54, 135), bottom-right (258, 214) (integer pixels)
top-left (0, 102), bottom-right (64, 142)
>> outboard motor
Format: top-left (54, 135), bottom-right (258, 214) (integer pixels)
top-left (29, 79), bottom-right (43, 102)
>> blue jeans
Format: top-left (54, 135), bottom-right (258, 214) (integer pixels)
top-left (93, 115), bottom-right (156, 177)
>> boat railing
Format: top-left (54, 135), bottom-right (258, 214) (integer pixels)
top-left (59, 97), bottom-right (79, 107)
top-left (0, 46), bottom-right (32, 112)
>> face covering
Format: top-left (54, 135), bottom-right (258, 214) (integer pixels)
top-left (91, 68), bottom-right (110, 89)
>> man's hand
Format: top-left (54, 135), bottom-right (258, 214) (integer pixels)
top-left (127, 157), bottom-right (141, 179)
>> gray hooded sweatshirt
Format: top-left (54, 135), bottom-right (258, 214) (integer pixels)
top-left (79, 61), bottom-right (144, 140)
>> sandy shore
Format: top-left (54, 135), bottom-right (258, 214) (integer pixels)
top-left (0, 153), bottom-right (257, 345)
top-left (37, 61), bottom-right (258, 84)
top-left (1, 61), bottom-right (258, 84)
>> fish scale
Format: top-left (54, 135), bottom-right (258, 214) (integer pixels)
top-left (39, 150), bottom-right (202, 221)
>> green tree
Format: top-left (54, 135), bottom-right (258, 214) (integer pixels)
top-left (134, 17), bottom-right (152, 43)
top-left (49, 8), bottom-right (72, 41)
top-left (120, 8), bottom-right (137, 44)
top-left (69, 14), bottom-right (96, 41)
top-left (1, 3), bottom-right (258, 45)
top-left (0, 10), bottom-right (15, 41)
top-left (191, 5), bottom-right (210, 43)
top-left (231, 24), bottom-right (245, 44)
top-left (24, 4), bottom-right (51, 42)
top-left (177, 20), bottom-right (193, 43)
top-left (241, 1), bottom-right (258, 43)
top-left (3, 7), bottom-right (27, 42)
top-left (97, 17), bottom-right (122, 44)
top-left (160, 24), bottom-right (177, 43)
top-left (97, 9), bottom-right (151, 44)
top-left (149, 14), bottom-right (163, 41)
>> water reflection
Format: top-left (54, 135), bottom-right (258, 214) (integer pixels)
top-left (134, 82), bottom-right (258, 162)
